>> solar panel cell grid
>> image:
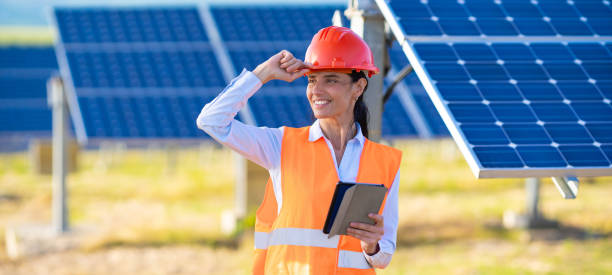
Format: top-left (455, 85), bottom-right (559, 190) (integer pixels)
top-left (0, 47), bottom-right (57, 139)
top-left (0, 108), bottom-right (51, 132)
top-left (473, 146), bottom-right (523, 168)
top-left (0, 47), bottom-right (58, 69)
top-left (0, 78), bottom-right (48, 99)
top-left (559, 145), bottom-right (609, 167)
top-left (249, 93), bottom-right (312, 128)
top-left (408, 40), bottom-right (612, 171)
top-left (517, 145), bottom-right (567, 167)
top-left (211, 6), bottom-right (340, 41)
top-left (460, 124), bottom-right (508, 145)
top-left (56, 8), bottom-right (208, 43)
top-left (389, 0), bottom-right (612, 36)
top-left (586, 123), bottom-right (612, 143)
top-left (502, 124), bottom-right (551, 145)
top-left (78, 95), bottom-right (209, 138)
top-left (53, 7), bottom-right (226, 139)
top-left (383, 94), bottom-right (418, 137)
top-left (66, 50), bottom-right (223, 88)
top-left (388, 46), bottom-right (449, 136)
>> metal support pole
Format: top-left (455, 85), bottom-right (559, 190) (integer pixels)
top-left (48, 76), bottom-right (69, 234)
top-left (234, 152), bottom-right (247, 219)
top-left (346, 0), bottom-right (387, 142)
top-left (504, 178), bottom-right (558, 229)
top-left (525, 177), bottom-right (540, 221)
top-left (551, 176), bottom-right (579, 199)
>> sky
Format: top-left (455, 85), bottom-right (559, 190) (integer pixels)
top-left (0, 0), bottom-right (346, 26)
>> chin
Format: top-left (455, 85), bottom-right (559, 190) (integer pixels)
top-left (312, 111), bottom-right (331, 119)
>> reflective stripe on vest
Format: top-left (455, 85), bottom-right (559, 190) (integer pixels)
top-left (268, 228), bottom-right (339, 248)
top-left (338, 250), bottom-right (371, 269)
top-left (263, 227), bottom-right (371, 270)
top-left (254, 231), bottom-right (270, 250)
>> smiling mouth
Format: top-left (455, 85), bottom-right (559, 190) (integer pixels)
top-left (313, 100), bottom-right (330, 107)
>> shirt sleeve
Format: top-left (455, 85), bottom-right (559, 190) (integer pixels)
top-left (196, 69), bottom-right (283, 170)
top-left (364, 168), bottom-right (400, 269)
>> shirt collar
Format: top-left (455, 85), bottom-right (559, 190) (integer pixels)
top-left (308, 119), bottom-right (365, 145)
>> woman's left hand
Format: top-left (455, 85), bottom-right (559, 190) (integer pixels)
top-left (347, 213), bottom-right (384, 255)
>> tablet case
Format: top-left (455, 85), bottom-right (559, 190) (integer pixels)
top-left (323, 182), bottom-right (387, 238)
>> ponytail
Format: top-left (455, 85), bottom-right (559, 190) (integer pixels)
top-left (349, 70), bottom-right (369, 139)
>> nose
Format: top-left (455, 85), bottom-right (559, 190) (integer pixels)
top-left (308, 80), bottom-right (326, 96)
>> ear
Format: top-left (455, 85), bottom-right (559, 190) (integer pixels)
top-left (351, 78), bottom-right (367, 100)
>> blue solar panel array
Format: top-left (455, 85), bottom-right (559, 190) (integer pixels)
top-left (389, 44), bottom-right (449, 137)
top-left (213, 6), bottom-right (337, 42)
top-left (77, 95), bottom-right (209, 138)
top-left (54, 7), bottom-right (220, 140)
top-left (0, 46), bottom-right (58, 147)
top-left (377, 0), bottom-right (612, 177)
top-left (390, 0), bottom-right (612, 36)
top-left (55, 8), bottom-right (208, 43)
top-left (0, 46), bottom-right (57, 70)
top-left (415, 41), bottom-right (612, 168)
top-left (65, 50), bottom-right (223, 88)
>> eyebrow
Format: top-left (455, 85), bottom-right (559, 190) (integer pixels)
top-left (308, 74), bottom-right (340, 80)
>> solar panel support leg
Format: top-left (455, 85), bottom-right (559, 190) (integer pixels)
top-left (525, 178), bottom-right (541, 221)
top-left (551, 176), bottom-right (579, 199)
top-left (48, 76), bottom-right (69, 234)
top-left (234, 152), bottom-right (247, 220)
top-left (346, 0), bottom-right (387, 142)
top-left (383, 65), bottom-right (413, 104)
top-left (504, 178), bottom-right (559, 229)
top-left (525, 178), bottom-right (560, 228)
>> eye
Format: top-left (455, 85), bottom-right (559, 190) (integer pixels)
top-left (326, 79), bottom-right (337, 84)
top-left (307, 78), bottom-right (315, 84)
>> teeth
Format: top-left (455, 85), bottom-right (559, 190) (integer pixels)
top-left (314, 100), bottom-right (330, 105)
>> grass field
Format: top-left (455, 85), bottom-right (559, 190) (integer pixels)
top-left (0, 27), bottom-right (54, 45)
top-left (0, 139), bottom-right (611, 274)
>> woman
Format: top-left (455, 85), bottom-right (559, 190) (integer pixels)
top-left (197, 26), bottom-right (401, 274)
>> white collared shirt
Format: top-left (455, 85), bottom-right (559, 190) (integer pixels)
top-left (196, 69), bottom-right (399, 268)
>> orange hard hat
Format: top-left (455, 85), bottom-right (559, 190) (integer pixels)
top-left (305, 26), bottom-right (379, 77)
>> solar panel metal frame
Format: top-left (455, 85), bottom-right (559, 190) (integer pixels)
top-left (375, 0), bottom-right (612, 178)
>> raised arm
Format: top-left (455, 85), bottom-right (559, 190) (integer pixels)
top-left (196, 50), bottom-right (309, 170)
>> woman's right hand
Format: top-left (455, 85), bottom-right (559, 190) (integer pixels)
top-left (252, 50), bottom-right (311, 84)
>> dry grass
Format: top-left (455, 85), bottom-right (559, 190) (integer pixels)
top-left (0, 27), bottom-right (54, 45)
top-left (0, 140), bottom-right (611, 274)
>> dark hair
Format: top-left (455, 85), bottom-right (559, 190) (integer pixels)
top-left (349, 70), bottom-right (369, 139)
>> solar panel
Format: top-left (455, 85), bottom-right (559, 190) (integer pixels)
top-left (388, 0), bottom-right (612, 37)
top-left (0, 46), bottom-right (58, 148)
top-left (248, 90), bottom-right (312, 128)
top-left (389, 44), bottom-right (449, 137)
top-left (376, 0), bottom-right (612, 178)
top-left (53, 7), bottom-right (220, 140)
top-left (55, 8), bottom-right (208, 43)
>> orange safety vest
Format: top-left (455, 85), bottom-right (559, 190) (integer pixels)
top-left (253, 126), bottom-right (402, 275)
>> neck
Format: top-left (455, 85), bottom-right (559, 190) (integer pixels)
top-left (319, 116), bottom-right (356, 151)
